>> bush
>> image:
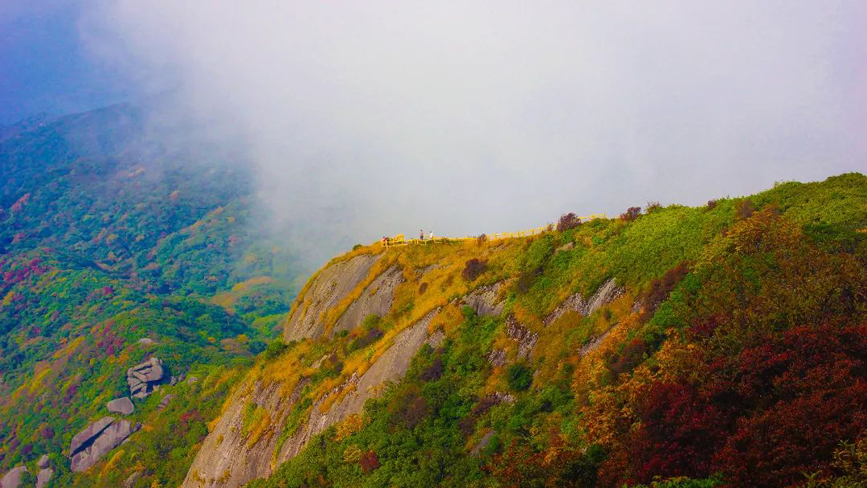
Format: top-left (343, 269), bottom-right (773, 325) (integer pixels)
top-left (262, 339), bottom-right (287, 360)
top-left (477, 234), bottom-right (488, 245)
top-left (646, 201), bottom-right (662, 213)
top-left (734, 199), bottom-right (753, 220)
top-left (507, 364), bottom-right (533, 391)
top-left (352, 243), bottom-right (363, 250)
top-left (620, 207), bottom-right (642, 221)
top-left (360, 450), bottom-right (380, 473)
top-left (462, 258), bottom-right (487, 281)
top-left (706, 199), bottom-right (718, 210)
top-left (557, 213), bottom-right (580, 232)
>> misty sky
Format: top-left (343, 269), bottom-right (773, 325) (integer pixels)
top-left (4, 1), bottom-right (867, 243)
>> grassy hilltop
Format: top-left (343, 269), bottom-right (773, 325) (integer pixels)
top-left (231, 173), bottom-right (866, 487)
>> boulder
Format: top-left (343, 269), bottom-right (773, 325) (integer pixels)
top-left (35, 468), bottom-right (53, 488)
top-left (0, 466), bottom-right (27, 488)
top-left (36, 454), bottom-right (49, 469)
top-left (158, 394), bottom-right (175, 411)
top-left (186, 376), bottom-right (198, 385)
top-left (69, 416), bottom-right (115, 455)
top-left (70, 418), bottom-right (140, 472)
top-left (107, 397), bottom-right (135, 415)
top-left (137, 338), bottom-right (155, 346)
top-left (126, 357), bottom-right (166, 399)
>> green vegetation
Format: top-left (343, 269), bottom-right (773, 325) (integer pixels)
top-left (0, 106), bottom-right (306, 487)
top-left (248, 172), bottom-right (867, 488)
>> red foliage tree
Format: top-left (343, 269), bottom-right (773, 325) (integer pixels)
top-left (557, 213), bottom-right (580, 232)
top-left (360, 450), bottom-right (380, 473)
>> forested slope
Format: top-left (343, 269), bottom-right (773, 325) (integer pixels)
top-left (0, 105), bottom-right (307, 487)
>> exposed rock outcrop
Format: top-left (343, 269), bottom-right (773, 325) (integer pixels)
top-left (486, 348), bottom-right (506, 367)
top-left (545, 278), bottom-right (623, 325)
top-left (506, 316), bottom-right (538, 359)
top-left (332, 265), bottom-right (404, 337)
top-left (127, 357), bottom-right (166, 399)
top-left (181, 377), bottom-right (309, 488)
top-left (0, 466), bottom-right (27, 488)
top-left (285, 253), bottom-right (383, 341)
top-left (36, 455), bottom-right (49, 469)
top-left (107, 397), bottom-right (135, 415)
top-left (35, 468), bottom-right (53, 488)
top-left (124, 471), bottom-right (143, 488)
top-left (157, 394), bottom-right (174, 411)
top-left (69, 416), bottom-right (140, 472)
top-left (463, 282), bottom-right (505, 317)
top-left (277, 310), bottom-right (441, 463)
top-left (181, 311), bottom-right (441, 488)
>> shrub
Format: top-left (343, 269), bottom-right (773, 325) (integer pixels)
top-left (557, 213), bottom-right (580, 232)
top-left (706, 199), bottom-right (718, 210)
top-left (420, 357), bottom-right (444, 382)
top-left (646, 201), bottom-right (662, 213)
top-left (477, 234), bottom-right (488, 245)
top-left (389, 388), bottom-right (429, 429)
top-left (360, 450), bottom-right (380, 473)
top-left (607, 338), bottom-right (648, 379)
top-left (734, 199), bottom-right (753, 220)
top-left (348, 326), bottom-right (383, 352)
top-left (352, 243), bottom-right (363, 250)
top-left (620, 206), bottom-right (642, 221)
top-left (462, 258), bottom-right (487, 281)
top-left (263, 339), bottom-right (287, 360)
top-left (507, 364), bottom-right (533, 391)
top-left (418, 282), bottom-right (428, 294)
top-left (640, 261), bottom-right (690, 321)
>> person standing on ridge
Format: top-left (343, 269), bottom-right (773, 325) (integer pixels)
top-left (420, 230), bottom-right (424, 240)
top-left (429, 231), bottom-right (434, 240)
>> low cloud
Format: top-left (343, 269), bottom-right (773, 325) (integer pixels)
top-left (81, 1), bottom-right (867, 244)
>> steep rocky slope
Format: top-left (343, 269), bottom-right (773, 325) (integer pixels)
top-left (181, 173), bottom-right (867, 488)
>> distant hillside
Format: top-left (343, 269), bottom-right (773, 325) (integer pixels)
top-left (179, 173), bottom-right (864, 488)
top-left (0, 105), bottom-right (310, 487)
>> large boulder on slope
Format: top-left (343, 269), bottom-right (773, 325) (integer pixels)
top-left (35, 468), bottom-right (53, 488)
top-left (107, 397), bottom-right (135, 415)
top-left (126, 357), bottom-right (167, 399)
top-left (0, 466), bottom-right (27, 488)
top-left (69, 417), bottom-right (141, 472)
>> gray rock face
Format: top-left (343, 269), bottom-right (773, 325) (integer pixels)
top-left (463, 282), bottom-right (505, 317)
top-left (0, 466), bottom-right (27, 488)
top-left (181, 310), bottom-right (440, 488)
top-left (137, 338), bottom-right (155, 346)
top-left (486, 348), bottom-right (506, 367)
top-left (544, 278), bottom-right (623, 325)
top-left (277, 310), bottom-right (440, 463)
top-left (69, 417), bottom-right (140, 472)
top-left (127, 357), bottom-right (166, 399)
top-left (36, 454), bottom-right (49, 469)
top-left (506, 316), bottom-right (538, 359)
top-left (284, 253), bottom-right (383, 341)
top-left (471, 430), bottom-right (493, 455)
top-left (107, 397), bottom-right (135, 415)
top-left (35, 468), bottom-right (53, 488)
top-left (332, 265), bottom-right (404, 337)
top-left (123, 471), bottom-right (142, 488)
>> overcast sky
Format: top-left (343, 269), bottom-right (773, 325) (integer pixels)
top-left (5, 1), bottom-right (867, 242)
